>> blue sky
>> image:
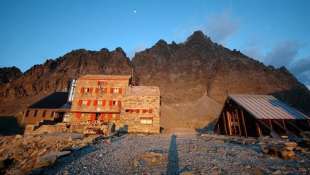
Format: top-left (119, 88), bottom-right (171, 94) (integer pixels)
top-left (0, 0), bottom-right (310, 87)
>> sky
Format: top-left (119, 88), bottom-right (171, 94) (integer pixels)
top-left (0, 0), bottom-right (310, 88)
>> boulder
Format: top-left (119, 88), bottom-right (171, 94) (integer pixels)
top-left (34, 151), bottom-right (71, 169)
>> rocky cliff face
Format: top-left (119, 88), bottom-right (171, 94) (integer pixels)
top-left (132, 31), bottom-right (310, 128)
top-left (0, 66), bottom-right (22, 84)
top-left (0, 31), bottom-right (309, 129)
top-left (0, 48), bottom-right (131, 114)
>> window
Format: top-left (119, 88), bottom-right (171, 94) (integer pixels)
top-left (76, 112), bottom-right (81, 119)
top-left (78, 100), bottom-right (83, 106)
top-left (140, 118), bottom-right (153, 125)
top-left (101, 100), bottom-right (106, 107)
top-left (87, 100), bottom-right (91, 106)
top-left (98, 81), bottom-right (106, 88)
top-left (34, 110), bottom-right (38, 117)
top-left (93, 100), bottom-right (98, 106)
top-left (25, 110), bottom-right (30, 117)
top-left (42, 110), bottom-right (46, 117)
top-left (142, 109), bottom-right (148, 113)
top-left (149, 109), bottom-right (153, 113)
top-left (113, 88), bottom-right (119, 93)
top-left (82, 100), bottom-right (88, 105)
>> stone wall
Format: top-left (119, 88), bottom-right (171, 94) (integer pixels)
top-left (23, 108), bottom-right (57, 125)
top-left (122, 94), bottom-right (160, 133)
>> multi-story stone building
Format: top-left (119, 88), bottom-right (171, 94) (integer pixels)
top-left (23, 74), bottom-right (161, 134)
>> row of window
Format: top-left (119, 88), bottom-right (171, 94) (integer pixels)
top-left (80, 87), bottom-right (123, 95)
top-left (74, 113), bottom-right (153, 125)
top-left (77, 99), bottom-right (121, 107)
top-left (125, 109), bottom-right (153, 114)
top-left (25, 110), bottom-right (54, 118)
top-left (75, 113), bottom-right (120, 121)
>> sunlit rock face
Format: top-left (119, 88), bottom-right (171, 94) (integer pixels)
top-left (0, 31), bottom-right (309, 129)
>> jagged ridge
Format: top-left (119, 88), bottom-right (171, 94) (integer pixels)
top-left (0, 31), bottom-right (309, 129)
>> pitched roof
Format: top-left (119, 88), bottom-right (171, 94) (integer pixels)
top-left (29, 92), bottom-right (69, 109)
top-left (127, 86), bottom-right (160, 96)
top-left (229, 94), bottom-right (309, 120)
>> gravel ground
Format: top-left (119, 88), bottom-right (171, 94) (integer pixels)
top-left (42, 132), bottom-right (310, 175)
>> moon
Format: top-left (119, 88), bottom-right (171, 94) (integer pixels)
top-left (133, 10), bottom-right (137, 14)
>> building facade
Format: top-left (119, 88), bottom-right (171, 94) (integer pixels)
top-left (23, 92), bottom-right (69, 126)
top-left (67, 75), bottom-right (160, 134)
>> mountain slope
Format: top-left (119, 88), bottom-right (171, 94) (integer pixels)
top-left (0, 31), bottom-right (309, 129)
top-left (0, 48), bottom-right (131, 115)
top-left (132, 31), bottom-right (310, 128)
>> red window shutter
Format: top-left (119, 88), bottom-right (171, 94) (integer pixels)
top-left (91, 113), bottom-right (96, 121)
top-left (102, 100), bottom-right (106, 107)
top-left (104, 88), bottom-right (107, 94)
top-left (76, 113), bottom-right (81, 119)
top-left (108, 114), bottom-right (112, 120)
top-left (119, 88), bottom-right (122, 94)
top-left (110, 88), bottom-right (114, 93)
top-left (87, 100), bottom-right (91, 106)
top-left (115, 114), bottom-right (120, 120)
top-left (80, 87), bottom-right (84, 94)
top-left (89, 88), bottom-right (93, 93)
top-left (99, 113), bottom-right (105, 121)
top-left (78, 100), bottom-right (82, 106)
top-left (95, 88), bottom-right (99, 94)
top-left (118, 101), bottom-right (122, 107)
top-left (93, 100), bottom-right (98, 106)
top-left (109, 100), bottom-right (113, 107)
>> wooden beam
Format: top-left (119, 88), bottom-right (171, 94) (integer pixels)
top-left (240, 109), bottom-right (247, 137)
top-left (257, 120), bottom-right (280, 139)
top-left (223, 112), bottom-right (228, 135)
top-left (256, 122), bottom-right (262, 137)
top-left (282, 120), bottom-right (287, 130)
top-left (226, 111), bottom-right (232, 136)
top-left (235, 109), bottom-right (242, 136)
top-left (286, 120), bottom-right (302, 133)
top-left (269, 119), bottom-right (273, 130)
top-left (273, 120), bottom-right (297, 137)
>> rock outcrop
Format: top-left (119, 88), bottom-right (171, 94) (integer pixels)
top-left (0, 48), bottom-right (132, 115)
top-left (132, 31), bottom-right (310, 128)
top-left (0, 66), bottom-right (22, 84)
top-left (0, 31), bottom-right (309, 129)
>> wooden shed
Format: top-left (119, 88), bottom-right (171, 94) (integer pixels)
top-left (214, 94), bottom-right (310, 138)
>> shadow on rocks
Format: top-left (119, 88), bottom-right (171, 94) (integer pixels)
top-left (30, 145), bottom-right (97, 175)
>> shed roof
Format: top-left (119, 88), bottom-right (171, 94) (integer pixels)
top-left (127, 86), bottom-right (160, 96)
top-left (29, 92), bottom-right (69, 109)
top-left (229, 94), bottom-right (309, 120)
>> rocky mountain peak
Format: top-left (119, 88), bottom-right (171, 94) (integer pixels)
top-left (155, 39), bottom-right (168, 47)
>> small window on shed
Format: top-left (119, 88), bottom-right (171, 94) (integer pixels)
top-left (25, 110), bottom-right (30, 117)
top-left (34, 110), bottom-right (38, 117)
top-left (42, 110), bottom-right (46, 117)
